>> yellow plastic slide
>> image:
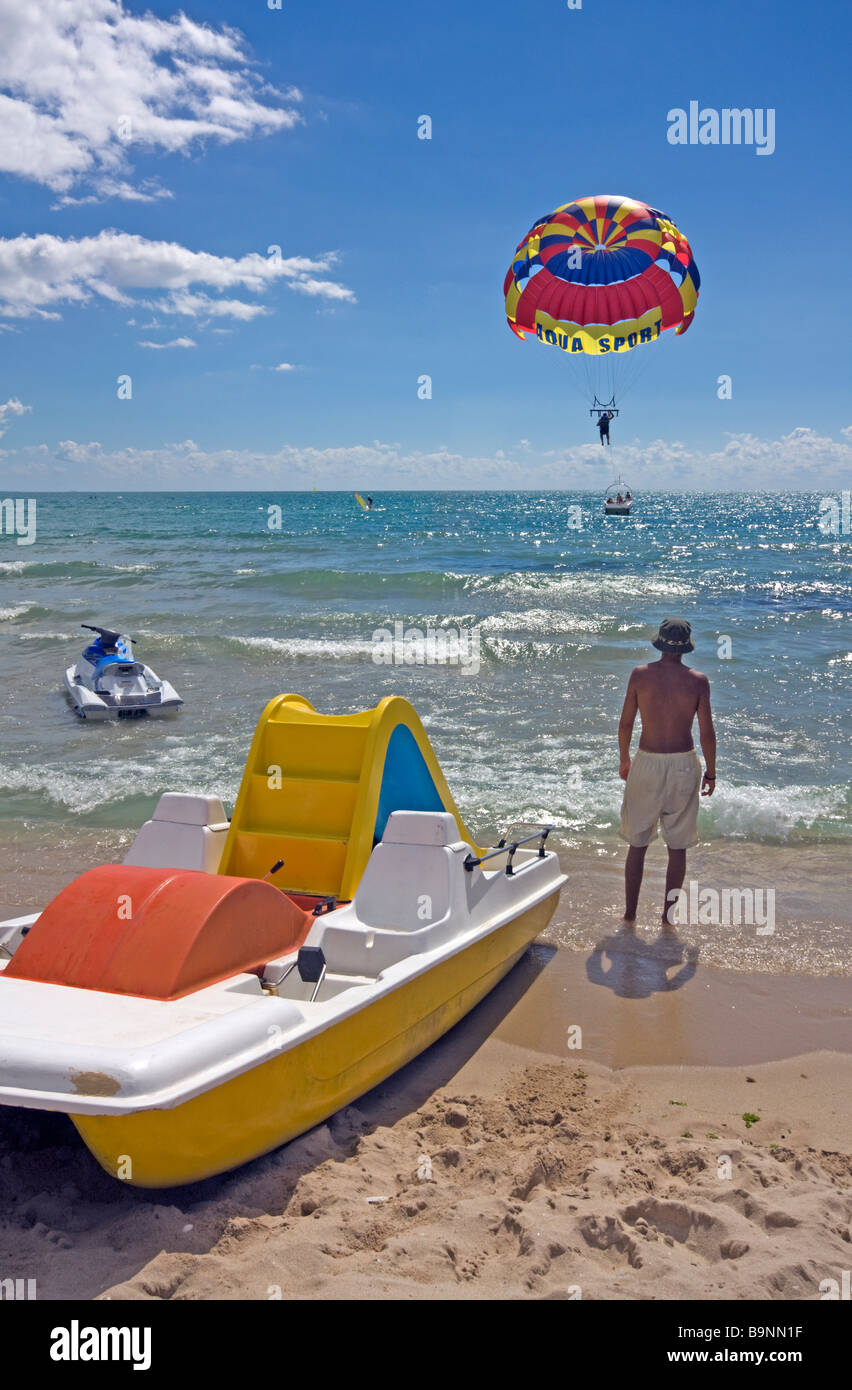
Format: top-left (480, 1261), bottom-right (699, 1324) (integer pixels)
top-left (217, 694), bottom-right (482, 899)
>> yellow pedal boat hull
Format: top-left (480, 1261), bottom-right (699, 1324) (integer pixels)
top-left (72, 889), bottom-right (558, 1187)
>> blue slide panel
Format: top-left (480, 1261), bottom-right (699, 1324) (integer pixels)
top-left (373, 724), bottom-right (445, 843)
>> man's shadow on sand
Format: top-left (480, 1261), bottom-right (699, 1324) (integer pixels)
top-left (586, 925), bottom-right (700, 998)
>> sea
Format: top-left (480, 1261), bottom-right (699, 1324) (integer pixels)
top-left (1, 490), bottom-right (849, 974)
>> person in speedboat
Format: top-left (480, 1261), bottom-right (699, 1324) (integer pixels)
top-left (617, 618), bottom-right (717, 928)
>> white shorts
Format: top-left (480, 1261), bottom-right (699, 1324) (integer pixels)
top-left (619, 748), bottom-right (702, 850)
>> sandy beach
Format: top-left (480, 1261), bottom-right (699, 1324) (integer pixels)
top-left (2, 943), bottom-right (849, 1302)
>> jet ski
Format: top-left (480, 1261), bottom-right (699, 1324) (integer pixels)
top-left (0, 693), bottom-right (565, 1187)
top-left (64, 624), bottom-right (183, 720)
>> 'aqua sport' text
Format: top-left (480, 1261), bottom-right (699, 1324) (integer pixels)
top-left (536, 322), bottom-right (663, 353)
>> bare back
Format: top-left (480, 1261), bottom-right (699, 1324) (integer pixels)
top-left (629, 658), bottom-right (710, 753)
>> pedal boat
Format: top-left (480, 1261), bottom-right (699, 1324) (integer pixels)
top-left (0, 695), bottom-right (565, 1187)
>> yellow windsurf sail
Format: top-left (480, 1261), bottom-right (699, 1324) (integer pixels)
top-left (354, 492), bottom-right (367, 510)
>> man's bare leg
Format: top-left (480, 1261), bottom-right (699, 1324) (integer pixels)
top-left (663, 848), bottom-right (687, 927)
top-left (623, 844), bottom-right (648, 923)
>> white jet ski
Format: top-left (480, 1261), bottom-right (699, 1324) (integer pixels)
top-left (64, 624), bottom-right (183, 721)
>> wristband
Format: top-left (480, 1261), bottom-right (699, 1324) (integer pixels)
top-left (704, 774), bottom-right (716, 781)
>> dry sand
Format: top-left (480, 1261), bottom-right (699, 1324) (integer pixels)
top-left (2, 943), bottom-right (850, 1302)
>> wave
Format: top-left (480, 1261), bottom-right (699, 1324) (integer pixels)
top-left (0, 741), bottom-right (243, 821)
top-left (227, 635), bottom-right (378, 660)
top-left (0, 750), bottom-right (846, 846)
top-left (228, 566), bottom-right (700, 605)
top-left (0, 558), bottom-right (156, 579)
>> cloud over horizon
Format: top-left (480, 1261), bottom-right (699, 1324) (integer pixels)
top-left (3, 426), bottom-right (850, 492)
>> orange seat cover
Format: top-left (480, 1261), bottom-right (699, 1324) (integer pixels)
top-left (4, 865), bottom-right (313, 1000)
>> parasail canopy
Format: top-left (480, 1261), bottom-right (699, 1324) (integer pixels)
top-left (504, 194), bottom-right (700, 362)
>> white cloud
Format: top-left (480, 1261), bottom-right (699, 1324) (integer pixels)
top-left (4, 427), bottom-right (850, 491)
top-left (274, 362), bottom-right (296, 372)
top-left (554, 427), bottom-right (852, 491)
top-left (0, 0), bottom-right (301, 200)
top-left (0, 396), bottom-right (30, 437)
top-left (138, 336), bottom-right (196, 350)
top-left (289, 277), bottom-right (358, 301)
top-left (0, 230), bottom-right (355, 320)
top-left (147, 290), bottom-right (270, 322)
top-left (58, 178), bottom-right (175, 208)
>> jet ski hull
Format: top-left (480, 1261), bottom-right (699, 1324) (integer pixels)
top-left (64, 666), bottom-right (183, 719)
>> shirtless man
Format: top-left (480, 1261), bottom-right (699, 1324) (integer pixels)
top-left (617, 618), bottom-right (717, 926)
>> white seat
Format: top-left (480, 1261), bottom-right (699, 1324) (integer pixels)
top-left (380, 810), bottom-right (461, 846)
top-left (123, 793), bottom-right (230, 873)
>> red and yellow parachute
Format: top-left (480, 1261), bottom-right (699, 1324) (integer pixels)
top-left (504, 194), bottom-right (700, 368)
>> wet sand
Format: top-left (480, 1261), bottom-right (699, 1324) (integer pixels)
top-left (496, 943), bottom-right (852, 1069)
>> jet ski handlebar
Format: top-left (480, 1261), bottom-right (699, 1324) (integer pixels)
top-left (81, 624), bottom-right (134, 648)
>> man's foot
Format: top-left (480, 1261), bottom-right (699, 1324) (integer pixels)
top-left (620, 915), bottom-right (637, 929)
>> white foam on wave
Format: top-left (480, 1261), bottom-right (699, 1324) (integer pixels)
top-left (463, 750), bottom-right (851, 846)
top-left (479, 609), bottom-right (616, 637)
top-left (465, 571), bottom-right (696, 602)
top-left (228, 634), bottom-right (377, 659)
top-left (703, 781), bottom-right (849, 841)
top-left (0, 737), bottom-right (242, 818)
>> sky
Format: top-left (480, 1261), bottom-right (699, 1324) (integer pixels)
top-left (0, 0), bottom-right (850, 491)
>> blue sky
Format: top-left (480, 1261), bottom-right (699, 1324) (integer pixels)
top-left (0, 0), bottom-right (850, 489)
